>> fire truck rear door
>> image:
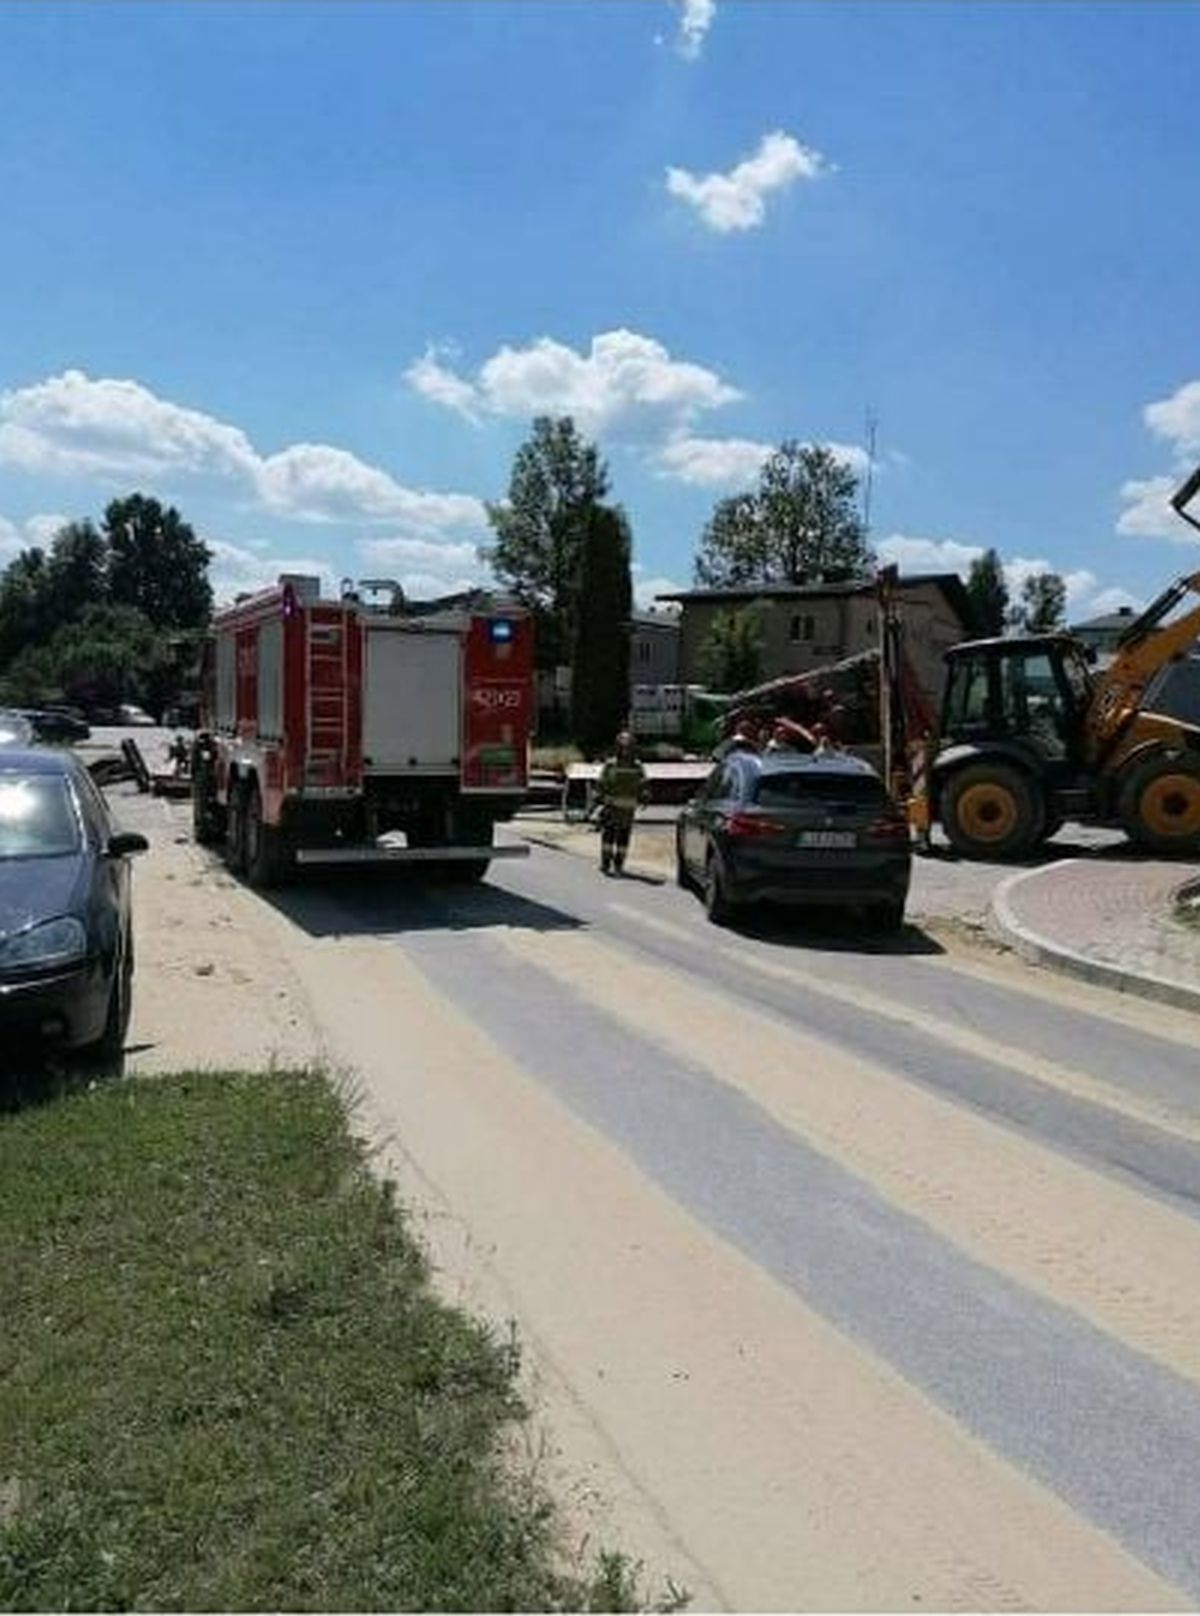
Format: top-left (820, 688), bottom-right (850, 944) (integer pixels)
top-left (363, 626), bottom-right (461, 773)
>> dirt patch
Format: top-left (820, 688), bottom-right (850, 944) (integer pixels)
top-left (116, 790), bottom-right (323, 1074)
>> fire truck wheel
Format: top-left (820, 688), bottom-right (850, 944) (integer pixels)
top-left (192, 774), bottom-right (226, 846)
top-left (224, 782), bottom-right (249, 876)
top-left (446, 859), bottom-right (490, 884)
top-left (443, 817), bottom-right (493, 884)
top-left (244, 783), bottom-right (292, 889)
top-left (189, 742), bottom-right (225, 845)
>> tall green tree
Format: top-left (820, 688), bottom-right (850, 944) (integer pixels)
top-left (965, 548), bottom-right (1009, 636)
top-left (695, 442), bottom-right (872, 587)
top-left (1016, 571), bottom-right (1067, 634)
top-left (699, 606), bottom-right (764, 693)
top-left (0, 605), bottom-right (171, 710)
top-left (570, 505), bottom-right (633, 756)
top-left (103, 494), bottom-right (212, 630)
top-left (482, 416), bottom-right (609, 667)
top-left (0, 547), bottom-right (53, 666)
top-left (47, 520), bottom-right (108, 624)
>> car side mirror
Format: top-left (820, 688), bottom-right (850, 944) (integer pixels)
top-left (107, 831), bottom-right (149, 858)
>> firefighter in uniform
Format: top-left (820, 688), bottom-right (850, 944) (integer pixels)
top-left (596, 731), bottom-right (646, 875)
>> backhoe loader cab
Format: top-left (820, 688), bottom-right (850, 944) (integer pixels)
top-left (935, 635), bottom-right (1096, 858)
top-left (942, 636), bottom-right (1093, 761)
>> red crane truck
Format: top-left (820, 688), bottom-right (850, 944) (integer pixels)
top-left (190, 576), bottom-right (534, 888)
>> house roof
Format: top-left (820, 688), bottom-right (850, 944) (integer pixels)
top-left (656, 572), bottom-right (972, 623)
top-left (1069, 607), bottom-right (1138, 633)
top-left (632, 609), bottom-right (680, 630)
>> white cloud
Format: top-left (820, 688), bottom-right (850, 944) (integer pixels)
top-left (257, 443), bottom-right (486, 530)
top-left (1144, 379), bottom-right (1200, 458)
top-left (0, 370), bottom-right (485, 535)
top-left (1082, 585), bottom-right (1143, 618)
top-left (666, 130), bottom-right (829, 234)
top-left (876, 533), bottom-right (1141, 623)
top-left (634, 572), bottom-right (685, 610)
top-left (657, 434), bottom-right (869, 488)
top-left (676, 0), bottom-right (715, 59)
top-left (0, 510), bottom-right (72, 561)
top-left (876, 534), bottom-right (983, 577)
top-left (1114, 379), bottom-right (1200, 542)
top-left (357, 535), bottom-right (491, 601)
top-left (24, 512), bottom-right (72, 549)
top-left (407, 328), bottom-right (741, 438)
top-left (206, 539), bottom-right (337, 607)
top-left (657, 434), bottom-right (772, 487)
top-left (1116, 474), bottom-right (1186, 540)
top-left (0, 371), bottom-right (258, 483)
top-left (404, 347), bottom-right (482, 422)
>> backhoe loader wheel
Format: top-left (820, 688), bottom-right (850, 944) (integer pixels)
top-left (943, 763), bottom-right (1044, 861)
top-left (1121, 752), bottom-right (1200, 855)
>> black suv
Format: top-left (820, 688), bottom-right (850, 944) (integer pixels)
top-left (676, 751), bottom-right (911, 930)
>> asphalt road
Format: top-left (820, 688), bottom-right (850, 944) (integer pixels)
top-left (77, 743), bottom-right (1200, 1605)
top-left (234, 822), bottom-right (1200, 1609)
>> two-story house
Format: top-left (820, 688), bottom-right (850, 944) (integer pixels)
top-left (657, 574), bottom-right (973, 709)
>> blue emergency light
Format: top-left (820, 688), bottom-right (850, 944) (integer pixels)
top-left (489, 618), bottom-right (514, 644)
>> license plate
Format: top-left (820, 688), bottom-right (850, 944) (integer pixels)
top-left (797, 830), bottom-right (856, 849)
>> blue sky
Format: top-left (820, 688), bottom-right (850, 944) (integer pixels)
top-left (3, 0), bottom-right (1200, 619)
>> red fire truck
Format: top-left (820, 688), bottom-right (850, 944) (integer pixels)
top-left (190, 576), bottom-right (534, 888)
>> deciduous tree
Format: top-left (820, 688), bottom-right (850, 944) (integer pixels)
top-left (483, 417), bottom-right (609, 668)
top-left (1016, 571), bottom-right (1067, 634)
top-left (695, 442), bottom-right (872, 587)
top-left (103, 494), bottom-right (212, 630)
top-left (47, 520), bottom-right (108, 624)
top-left (699, 606), bottom-right (764, 693)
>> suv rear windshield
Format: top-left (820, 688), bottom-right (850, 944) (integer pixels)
top-left (0, 777), bottom-right (82, 859)
top-left (754, 771), bottom-right (887, 809)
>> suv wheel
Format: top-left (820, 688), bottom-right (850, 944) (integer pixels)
top-left (704, 853), bottom-right (734, 927)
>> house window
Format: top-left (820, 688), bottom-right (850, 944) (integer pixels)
top-left (789, 614), bottom-right (816, 643)
top-left (637, 640), bottom-right (651, 663)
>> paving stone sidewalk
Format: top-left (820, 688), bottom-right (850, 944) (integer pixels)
top-left (992, 855), bottom-right (1200, 1010)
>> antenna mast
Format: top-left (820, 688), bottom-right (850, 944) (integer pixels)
top-left (862, 409), bottom-right (879, 535)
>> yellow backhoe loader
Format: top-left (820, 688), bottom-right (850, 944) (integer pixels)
top-left (930, 469), bottom-right (1200, 858)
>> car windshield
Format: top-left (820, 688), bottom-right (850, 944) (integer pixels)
top-left (0, 776), bottom-right (82, 859)
top-left (754, 771), bottom-right (887, 809)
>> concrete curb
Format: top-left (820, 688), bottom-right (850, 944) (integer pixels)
top-left (990, 859), bottom-right (1200, 1016)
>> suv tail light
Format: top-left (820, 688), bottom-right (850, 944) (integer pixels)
top-left (867, 813), bottom-right (910, 843)
top-left (725, 811), bottom-right (790, 838)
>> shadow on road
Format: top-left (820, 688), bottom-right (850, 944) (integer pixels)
top-left (730, 906), bottom-right (946, 957)
top-left (916, 828), bottom-right (1140, 872)
top-left (257, 867), bottom-right (586, 940)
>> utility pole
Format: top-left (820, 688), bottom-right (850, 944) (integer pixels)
top-left (862, 410), bottom-right (878, 536)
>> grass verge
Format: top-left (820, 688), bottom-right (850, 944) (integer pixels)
top-left (0, 1070), bottom-right (665, 1611)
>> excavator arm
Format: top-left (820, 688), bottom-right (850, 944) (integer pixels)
top-left (1085, 466), bottom-right (1200, 756)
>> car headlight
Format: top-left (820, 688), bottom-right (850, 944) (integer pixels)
top-left (2, 916), bottom-right (88, 969)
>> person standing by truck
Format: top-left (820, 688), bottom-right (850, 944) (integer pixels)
top-left (596, 731), bottom-right (646, 875)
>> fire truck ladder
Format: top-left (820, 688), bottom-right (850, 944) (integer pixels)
top-left (307, 617), bottom-right (349, 784)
